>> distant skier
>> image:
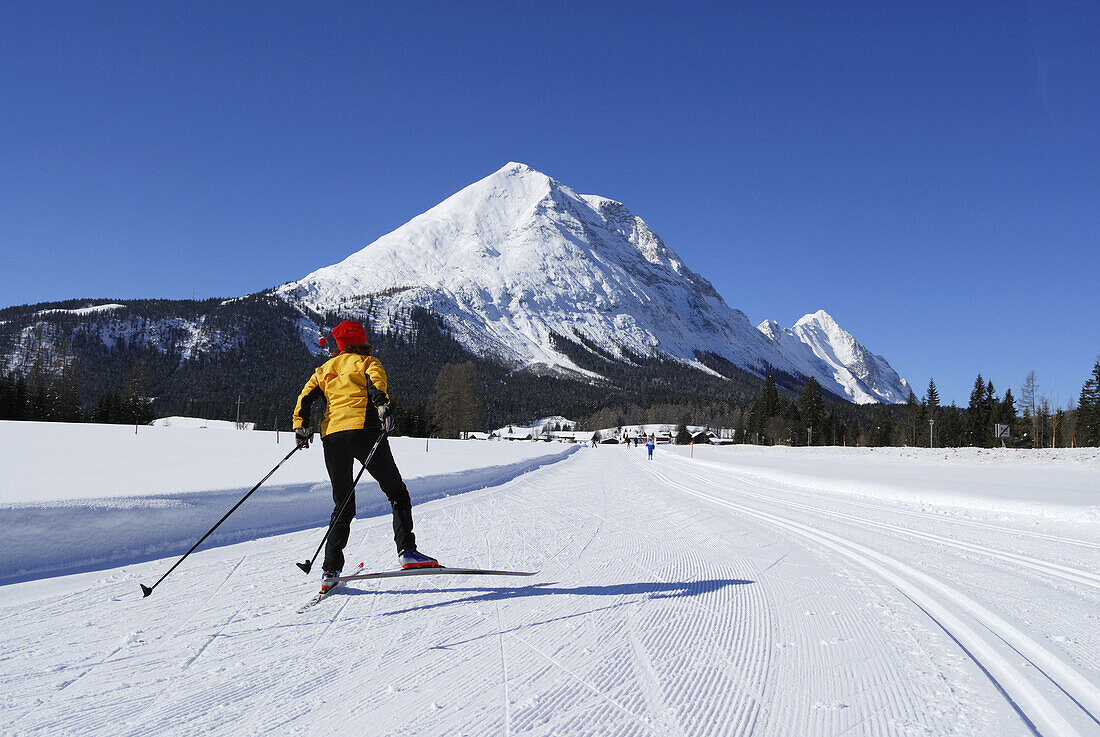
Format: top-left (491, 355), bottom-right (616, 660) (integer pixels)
top-left (646, 437), bottom-right (655, 460)
top-left (293, 320), bottom-right (438, 595)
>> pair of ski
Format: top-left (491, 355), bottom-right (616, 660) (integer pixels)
top-left (296, 563), bottom-right (537, 613)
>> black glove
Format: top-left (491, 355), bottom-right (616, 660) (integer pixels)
top-left (377, 404), bottom-right (394, 433)
top-left (295, 426), bottom-right (313, 448)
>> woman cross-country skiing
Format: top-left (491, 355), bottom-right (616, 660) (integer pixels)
top-left (293, 320), bottom-right (438, 594)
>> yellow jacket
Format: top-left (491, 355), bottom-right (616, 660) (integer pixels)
top-left (293, 352), bottom-right (389, 437)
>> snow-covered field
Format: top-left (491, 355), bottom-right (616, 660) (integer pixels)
top-left (0, 421), bottom-right (576, 584)
top-left (1, 423), bottom-right (1098, 736)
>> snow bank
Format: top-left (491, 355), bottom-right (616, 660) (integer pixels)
top-left (151, 416), bottom-right (255, 431)
top-left (0, 421), bottom-right (578, 584)
top-left (671, 445), bottom-right (1100, 521)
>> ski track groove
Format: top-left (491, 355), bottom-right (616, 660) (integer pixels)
top-left (691, 459), bottom-right (1100, 552)
top-left (568, 457), bottom-right (772, 737)
top-left (806, 488), bottom-right (1100, 552)
top-left (484, 520), bottom-right (512, 737)
top-left (624, 549), bottom-right (766, 737)
top-left (161, 554), bottom-right (251, 641)
top-left (671, 458), bottom-right (1100, 681)
top-left (644, 456), bottom-right (953, 737)
top-left (6, 554), bottom-right (255, 735)
top-left (718, 469), bottom-right (1100, 590)
top-left (228, 530), bottom-right (379, 736)
top-left (641, 457), bottom-right (1099, 737)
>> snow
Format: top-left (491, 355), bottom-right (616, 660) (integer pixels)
top-left (682, 444), bottom-right (1100, 521)
top-left (5, 309), bottom-right (243, 374)
top-left (757, 310), bottom-right (911, 404)
top-left (0, 421), bottom-right (576, 584)
top-left (36, 303), bottom-right (126, 317)
top-left (151, 416), bottom-right (255, 431)
top-left (275, 163), bottom-right (910, 403)
top-left (2, 423), bottom-right (1098, 736)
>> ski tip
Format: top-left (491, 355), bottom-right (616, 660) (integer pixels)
top-left (140, 584), bottom-right (153, 598)
top-left (296, 561), bottom-right (312, 574)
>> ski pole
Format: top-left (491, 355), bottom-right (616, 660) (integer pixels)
top-left (140, 442), bottom-right (303, 598)
top-left (296, 430), bottom-right (388, 575)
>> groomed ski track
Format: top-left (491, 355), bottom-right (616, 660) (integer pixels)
top-left (2, 446), bottom-right (1098, 736)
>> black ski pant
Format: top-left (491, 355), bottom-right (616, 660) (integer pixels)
top-left (321, 429), bottom-right (415, 573)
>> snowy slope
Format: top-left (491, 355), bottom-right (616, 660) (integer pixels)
top-left (277, 163), bottom-right (814, 386)
top-left (2, 310), bottom-right (240, 375)
top-left (758, 310), bottom-right (912, 403)
top-left (2, 426), bottom-right (1097, 736)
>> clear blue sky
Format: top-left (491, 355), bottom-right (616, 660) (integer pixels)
top-left (2, 2), bottom-right (1097, 407)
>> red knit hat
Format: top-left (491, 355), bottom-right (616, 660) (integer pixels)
top-left (331, 320), bottom-right (367, 352)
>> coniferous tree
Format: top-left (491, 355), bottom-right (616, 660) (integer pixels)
top-left (937, 403), bottom-right (963, 447)
top-left (869, 406), bottom-right (894, 447)
top-left (995, 388), bottom-right (1017, 443)
top-left (923, 378), bottom-right (940, 446)
top-left (904, 390), bottom-right (919, 446)
top-left (28, 378), bottom-right (49, 421)
top-left (983, 380), bottom-right (998, 447)
top-left (966, 373), bottom-right (990, 447)
top-left (735, 411), bottom-right (748, 444)
top-left (748, 374), bottom-right (782, 444)
top-left (916, 400), bottom-right (929, 446)
top-left (780, 399), bottom-right (800, 445)
top-left (397, 400), bottom-right (438, 437)
top-left (14, 376), bottom-right (29, 420)
top-left (91, 390), bottom-right (124, 424)
top-left (676, 423), bottom-right (692, 445)
top-left (832, 413), bottom-right (846, 446)
top-left (849, 416), bottom-right (862, 446)
top-left (47, 364), bottom-right (83, 422)
top-left (0, 372), bottom-right (18, 420)
top-left (760, 375), bottom-right (780, 418)
top-left (799, 377), bottom-right (825, 445)
top-left (746, 403), bottom-right (762, 444)
top-left (1077, 359), bottom-right (1100, 446)
top-left (121, 362), bottom-right (154, 425)
top-left (925, 378), bottom-right (940, 409)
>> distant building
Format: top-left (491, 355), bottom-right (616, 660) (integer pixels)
top-left (690, 430), bottom-right (716, 444)
top-left (491, 416), bottom-right (577, 441)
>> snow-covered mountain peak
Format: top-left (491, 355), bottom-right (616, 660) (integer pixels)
top-left (795, 309), bottom-right (839, 330)
top-left (276, 162), bottom-right (774, 373)
top-left (275, 164), bottom-right (909, 403)
top-left (757, 319), bottom-right (782, 342)
top-left (792, 310), bottom-right (862, 365)
top-left (757, 312), bottom-right (911, 404)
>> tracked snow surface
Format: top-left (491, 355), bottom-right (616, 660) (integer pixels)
top-left (2, 421), bottom-right (1098, 736)
top-left (276, 163), bottom-right (909, 403)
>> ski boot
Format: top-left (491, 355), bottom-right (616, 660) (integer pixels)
top-left (398, 549), bottom-right (440, 570)
top-left (319, 570), bottom-right (341, 594)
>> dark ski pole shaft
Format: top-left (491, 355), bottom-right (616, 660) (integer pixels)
top-left (140, 443), bottom-right (303, 598)
top-left (296, 431), bottom-right (388, 575)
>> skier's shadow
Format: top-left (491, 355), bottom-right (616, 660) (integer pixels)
top-left (358, 578), bottom-right (755, 650)
top-left (345, 577), bottom-right (753, 619)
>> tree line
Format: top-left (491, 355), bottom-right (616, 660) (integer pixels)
top-left (732, 360), bottom-right (1100, 448)
top-left (0, 361), bottom-right (154, 425)
top-left (5, 356), bottom-right (1099, 448)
